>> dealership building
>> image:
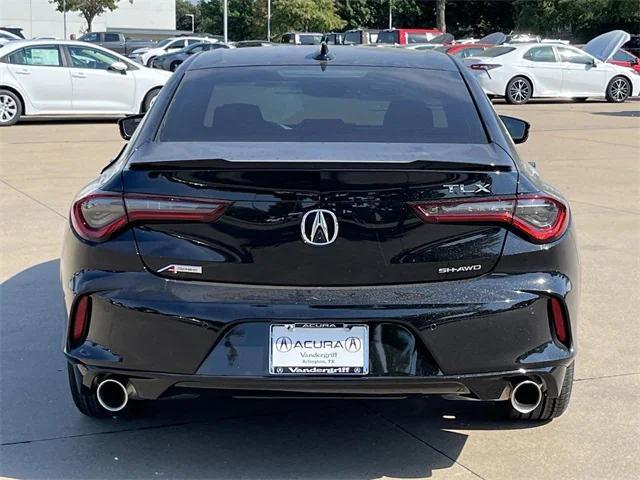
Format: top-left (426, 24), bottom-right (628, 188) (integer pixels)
top-left (0, 0), bottom-right (176, 39)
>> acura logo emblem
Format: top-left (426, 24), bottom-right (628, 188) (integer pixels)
top-left (301, 209), bottom-right (339, 246)
top-left (345, 337), bottom-right (362, 352)
top-left (275, 336), bottom-right (293, 352)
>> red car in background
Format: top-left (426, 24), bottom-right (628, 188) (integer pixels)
top-left (377, 28), bottom-right (441, 45)
top-left (435, 43), bottom-right (492, 58)
top-left (434, 32), bottom-right (506, 59)
top-left (609, 48), bottom-right (640, 72)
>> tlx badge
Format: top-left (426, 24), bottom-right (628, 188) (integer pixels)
top-left (443, 183), bottom-right (491, 194)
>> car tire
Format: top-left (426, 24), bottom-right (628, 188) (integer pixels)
top-left (146, 56), bottom-right (157, 68)
top-left (0, 89), bottom-right (22, 126)
top-left (505, 76), bottom-right (532, 105)
top-left (605, 76), bottom-right (631, 103)
top-left (142, 88), bottom-right (161, 113)
top-left (67, 362), bottom-right (111, 418)
top-left (506, 362), bottom-right (574, 421)
top-left (170, 61), bottom-right (182, 72)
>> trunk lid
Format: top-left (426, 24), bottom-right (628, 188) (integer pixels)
top-left (124, 142), bottom-right (517, 286)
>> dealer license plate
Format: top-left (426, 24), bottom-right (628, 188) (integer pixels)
top-left (269, 324), bottom-right (369, 375)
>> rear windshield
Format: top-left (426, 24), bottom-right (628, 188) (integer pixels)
top-left (376, 31), bottom-right (398, 44)
top-left (479, 46), bottom-right (516, 57)
top-left (299, 34), bottom-right (322, 45)
top-left (344, 31), bottom-right (361, 44)
top-left (158, 66), bottom-right (487, 144)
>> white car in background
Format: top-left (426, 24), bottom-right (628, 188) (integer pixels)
top-left (0, 29), bottom-right (22, 45)
top-left (128, 36), bottom-right (220, 67)
top-left (0, 40), bottom-right (171, 126)
top-left (464, 30), bottom-right (639, 104)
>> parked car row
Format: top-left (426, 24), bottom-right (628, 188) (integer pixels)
top-left (283, 28), bottom-right (443, 46)
top-left (0, 30), bottom-right (637, 126)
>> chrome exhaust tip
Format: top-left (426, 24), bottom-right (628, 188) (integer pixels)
top-left (96, 378), bottom-right (130, 412)
top-left (510, 380), bottom-right (543, 414)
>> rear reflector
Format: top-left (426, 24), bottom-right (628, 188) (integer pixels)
top-left (71, 192), bottom-right (229, 242)
top-left (71, 296), bottom-right (91, 344)
top-left (410, 193), bottom-right (569, 243)
top-left (548, 296), bottom-right (569, 346)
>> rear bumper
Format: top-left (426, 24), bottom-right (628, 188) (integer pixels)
top-left (71, 362), bottom-right (571, 401)
top-left (470, 71), bottom-right (507, 96)
top-left (61, 225), bottom-right (579, 401)
top-left (63, 269), bottom-right (577, 398)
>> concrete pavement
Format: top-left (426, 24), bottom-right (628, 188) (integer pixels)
top-left (1, 100), bottom-right (639, 479)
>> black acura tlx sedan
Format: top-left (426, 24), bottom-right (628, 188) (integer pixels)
top-left (61, 45), bottom-right (579, 421)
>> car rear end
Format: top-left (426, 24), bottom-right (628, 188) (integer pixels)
top-left (464, 45), bottom-right (521, 96)
top-left (61, 47), bottom-right (578, 418)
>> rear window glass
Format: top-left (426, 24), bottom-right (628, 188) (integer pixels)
top-left (159, 66), bottom-right (487, 144)
top-left (480, 46), bottom-right (516, 57)
top-left (377, 31), bottom-right (398, 44)
top-left (344, 31), bottom-right (361, 44)
top-left (406, 34), bottom-right (431, 44)
top-left (299, 34), bottom-right (322, 45)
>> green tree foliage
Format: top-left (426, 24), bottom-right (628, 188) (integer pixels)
top-left (444, 1), bottom-right (517, 38)
top-left (334, 0), bottom-right (379, 29)
top-left (270, 0), bottom-right (345, 38)
top-left (176, 0), bottom-right (199, 32)
top-left (198, 0), bottom-right (256, 40)
top-left (514, 0), bottom-right (640, 42)
top-left (188, 0), bottom-right (637, 43)
top-left (50, 0), bottom-right (118, 32)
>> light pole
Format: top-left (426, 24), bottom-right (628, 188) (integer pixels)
top-left (388, 0), bottom-right (393, 30)
top-left (185, 14), bottom-right (195, 33)
top-left (223, 0), bottom-right (228, 43)
top-left (267, 0), bottom-right (271, 42)
top-left (63, 0), bottom-right (67, 39)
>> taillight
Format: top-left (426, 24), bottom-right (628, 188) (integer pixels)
top-left (469, 63), bottom-right (502, 71)
top-left (70, 296), bottom-right (91, 345)
top-left (410, 194), bottom-right (569, 243)
top-left (71, 191), bottom-right (229, 242)
top-left (548, 296), bottom-right (569, 346)
top-left (71, 193), bottom-right (128, 241)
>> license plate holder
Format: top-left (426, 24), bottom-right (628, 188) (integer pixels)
top-left (269, 324), bottom-right (369, 375)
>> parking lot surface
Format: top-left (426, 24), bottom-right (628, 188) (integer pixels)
top-left (1, 100), bottom-right (639, 479)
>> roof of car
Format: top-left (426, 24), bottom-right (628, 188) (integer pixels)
top-left (503, 42), bottom-right (573, 48)
top-left (188, 45), bottom-right (458, 71)
top-left (0, 39), bottom-right (107, 48)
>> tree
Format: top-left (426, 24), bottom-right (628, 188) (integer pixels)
top-left (514, 0), bottom-right (640, 42)
top-left (335, 0), bottom-right (378, 30)
top-left (199, 0), bottom-right (256, 40)
top-left (436, 0), bottom-right (446, 32)
top-left (50, 0), bottom-right (118, 32)
top-left (252, 0), bottom-right (344, 40)
top-left (176, 0), bottom-right (198, 32)
top-left (272, 0), bottom-right (345, 37)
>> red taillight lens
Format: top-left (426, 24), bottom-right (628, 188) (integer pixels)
top-left (71, 296), bottom-right (91, 344)
top-left (71, 192), bottom-right (229, 242)
top-left (470, 63), bottom-right (502, 71)
top-left (548, 296), bottom-right (569, 346)
top-left (410, 194), bottom-right (569, 243)
top-left (71, 193), bottom-right (128, 241)
top-left (124, 195), bottom-right (228, 223)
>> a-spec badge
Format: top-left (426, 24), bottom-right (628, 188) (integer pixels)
top-left (158, 264), bottom-right (203, 274)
